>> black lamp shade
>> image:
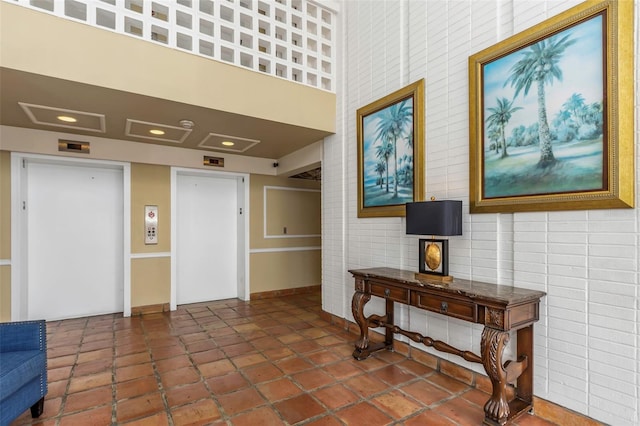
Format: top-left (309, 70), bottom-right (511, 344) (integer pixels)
top-left (406, 200), bottom-right (462, 236)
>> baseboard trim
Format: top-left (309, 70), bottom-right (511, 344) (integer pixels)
top-left (250, 285), bottom-right (321, 300)
top-left (131, 303), bottom-right (170, 316)
top-left (320, 309), bottom-right (605, 426)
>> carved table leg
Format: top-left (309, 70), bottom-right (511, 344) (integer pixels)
top-left (351, 290), bottom-right (371, 360)
top-left (481, 327), bottom-right (511, 425)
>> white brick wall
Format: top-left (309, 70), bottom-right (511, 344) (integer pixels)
top-left (323, 0), bottom-right (640, 424)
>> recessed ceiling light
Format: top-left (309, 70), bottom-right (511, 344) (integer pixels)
top-left (222, 141), bottom-right (235, 146)
top-left (149, 129), bottom-right (165, 135)
top-left (57, 115), bottom-right (77, 123)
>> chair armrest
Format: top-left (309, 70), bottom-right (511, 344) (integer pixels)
top-left (0, 320), bottom-right (47, 353)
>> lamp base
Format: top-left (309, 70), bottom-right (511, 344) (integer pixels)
top-left (415, 272), bottom-right (454, 283)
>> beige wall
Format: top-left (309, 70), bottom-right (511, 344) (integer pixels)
top-left (0, 151), bottom-right (11, 321)
top-left (131, 257), bottom-right (170, 307)
top-left (250, 174), bottom-right (321, 294)
top-left (131, 164), bottom-right (171, 253)
top-left (130, 163), bottom-right (171, 308)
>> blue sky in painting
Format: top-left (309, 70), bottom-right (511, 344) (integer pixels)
top-left (362, 100), bottom-right (413, 187)
top-left (483, 14), bottom-right (603, 132)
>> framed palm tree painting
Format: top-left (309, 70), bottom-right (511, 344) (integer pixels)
top-left (357, 80), bottom-right (425, 218)
top-left (469, 0), bottom-right (634, 213)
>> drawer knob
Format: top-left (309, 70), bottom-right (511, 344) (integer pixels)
top-left (384, 288), bottom-right (391, 297)
top-left (440, 301), bottom-right (448, 313)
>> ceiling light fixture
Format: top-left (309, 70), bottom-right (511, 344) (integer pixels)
top-left (149, 129), bottom-right (165, 135)
top-left (57, 115), bottom-right (77, 123)
top-left (222, 141), bottom-right (235, 146)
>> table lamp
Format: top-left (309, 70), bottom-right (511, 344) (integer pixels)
top-left (406, 199), bottom-right (462, 282)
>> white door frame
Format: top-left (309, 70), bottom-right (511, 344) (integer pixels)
top-left (10, 153), bottom-right (132, 320)
top-left (170, 167), bottom-right (250, 309)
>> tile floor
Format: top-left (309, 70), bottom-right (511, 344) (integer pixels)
top-left (11, 292), bottom-right (557, 426)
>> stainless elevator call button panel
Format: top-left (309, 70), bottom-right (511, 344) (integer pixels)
top-left (145, 205), bottom-right (158, 245)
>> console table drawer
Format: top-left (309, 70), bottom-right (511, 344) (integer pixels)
top-left (370, 283), bottom-right (409, 303)
top-left (413, 293), bottom-right (477, 322)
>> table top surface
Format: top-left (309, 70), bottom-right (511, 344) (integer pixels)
top-left (349, 267), bottom-right (546, 306)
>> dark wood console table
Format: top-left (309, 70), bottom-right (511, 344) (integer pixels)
top-left (350, 267), bottom-right (546, 426)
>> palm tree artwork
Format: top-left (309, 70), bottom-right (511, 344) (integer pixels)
top-left (481, 13), bottom-right (606, 199)
top-left (362, 97), bottom-right (415, 207)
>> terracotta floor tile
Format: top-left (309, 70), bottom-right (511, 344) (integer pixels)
top-left (116, 363), bottom-right (154, 383)
top-left (206, 371), bottom-right (250, 394)
top-left (404, 411), bottom-right (458, 426)
top-left (431, 396), bottom-right (487, 425)
top-left (213, 334), bottom-right (246, 347)
top-left (262, 347), bottom-right (294, 361)
top-left (48, 346), bottom-right (78, 359)
top-left (68, 371), bottom-right (112, 394)
top-left (276, 357), bottom-right (314, 374)
top-left (58, 405), bottom-right (113, 426)
top-left (323, 360), bottom-right (365, 380)
top-left (185, 339), bottom-right (218, 353)
top-left (335, 401), bottom-right (393, 426)
top-left (292, 368), bottom-right (334, 390)
top-left (289, 339), bottom-right (322, 354)
top-left (228, 406), bottom-right (284, 426)
top-left (315, 335), bottom-right (344, 347)
top-left (64, 386), bottom-right (113, 413)
top-left (312, 384), bottom-right (360, 410)
top-left (303, 415), bottom-right (344, 426)
top-left (165, 382), bottom-right (210, 408)
top-left (344, 373), bottom-right (389, 398)
top-left (513, 413), bottom-right (559, 426)
top-left (427, 373), bottom-right (472, 394)
top-left (191, 348), bottom-right (226, 365)
top-left (217, 388), bottom-right (266, 415)
top-left (171, 399), bottom-right (221, 426)
top-left (256, 378), bottom-right (303, 402)
top-left (160, 366), bottom-right (200, 388)
top-left (116, 376), bottom-right (159, 401)
top-left (73, 359), bottom-right (113, 377)
top-left (115, 392), bottom-right (165, 423)
top-left (231, 352), bottom-right (267, 368)
top-left (250, 336), bottom-right (284, 350)
top-left (154, 355), bottom-right (192, 373)
top-left (116, 342), bottom-right (148, 357)
top-left (371, 364), bottom-right (417, 386)
top-left (277, 332), bottom-right (305, 344)
top-left (461, 388), bottom-right (490, 408)
top-left (242, 363), bottom-right (283, 384)
top-left (46, 379), bottom-right (70, 399)
top-left (120, 411), bottom-right (170, 425)
top-left (116, 352), bottom-right (152, 368)
top-left (400, 380), bottom-right (452, 406)
top-left (306, 349), bottom-right (342, 366)
top-left (222, 342), bottom-right (255, 358)
top-left (47, 355), bottom-right (76, 369)
top-left (274, 393), bottom-right (325, 424)
top-left (150, 345), bottom-right (185, 360)
top-left (373, 389), bottom-right (423, 419)
top-left (198, 359), bottom-right (236, 378)
top-left (76, 348), bottom-right (112, 364)
top-left (48, 365), bottom-right (73, 382)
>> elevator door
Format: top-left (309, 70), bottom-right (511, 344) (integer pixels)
top-left (176, 173), bottom-right (238, 304)
top-left (26, 160), bottom-right (124, 320)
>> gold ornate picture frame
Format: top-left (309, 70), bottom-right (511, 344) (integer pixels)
top-left (469, 0), bottom-right (634, 213)
top-left (357, 80), bottom-right (425, 218)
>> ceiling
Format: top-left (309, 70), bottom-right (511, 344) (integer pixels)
top-left (0, 68), bottom-right (333, 160)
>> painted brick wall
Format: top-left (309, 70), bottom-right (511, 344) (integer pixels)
top-left (322, 0), bottom-right (640, 425)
